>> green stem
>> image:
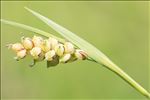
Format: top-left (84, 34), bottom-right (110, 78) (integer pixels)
top-left (98, 58), bottom-right (150, 98)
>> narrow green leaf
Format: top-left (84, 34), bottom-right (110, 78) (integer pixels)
top-left (25, 7), bottom-right (150, 98)
top-left (0, 19), bottom-right (65, 43)
top-left (1, 19), bottom-right (94, 62)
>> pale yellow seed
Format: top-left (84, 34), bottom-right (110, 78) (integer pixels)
top-left (64, 42), bottom-right (74, 54)
top-left (75, 49), bottom-right (87, 60)
top-left (45, 50), bottom-right (56, 61)
top-left (32, 35), bottom-right (43, 47)
top-left (17, 49), bottom-right (27, 58)
top-left (48, 37), bottom-right (58, 50)
top-left (30, 47), bottom-right (42, 59)
top-left (40, 39), bottom-right (51, 52)
top-left (11, 43), bottom-right (24, 52)
top-left (60, 53), bottom-right (71, 63)
top-left (22, 37), bottom-right (33, 50)
top-left (54, 44), bottom-right (64, 57)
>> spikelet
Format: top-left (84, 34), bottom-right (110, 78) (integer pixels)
top-left (54, 43), bottom-right (64, 57)
top-left (40, 39), bottom-right (51, 52)
top-left (30, 47), bottom-right (42, 59)
top-left (60, 54), bottom-right (71, 63)
top-left (64, 42), bottom-right (74, 54)
top-left (21, 37), bottom-right (33, 50)
top-left (11, 43), bottom-right (24, 52)
top-left (45, 50), bottom-right (56, 61)
top-left (32, 35), bottom-right (43, 47)
top-left (48, 37), bottom-right (58, 50)
top-left (75, 49), bottom-right (88, 60)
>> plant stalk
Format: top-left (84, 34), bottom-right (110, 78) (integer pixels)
top-left (97, 58), bottom-right (150, 98)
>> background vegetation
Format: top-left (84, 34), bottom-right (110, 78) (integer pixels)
top-left (1, 1), bottom-right (149, 99)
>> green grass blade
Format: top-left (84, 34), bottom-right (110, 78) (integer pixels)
top-left (0, 19), bottom-right (65, 43)
top-left (25, 7), bottom-right (150, 98)
top-left (1, 19), bottom-right (94, 61)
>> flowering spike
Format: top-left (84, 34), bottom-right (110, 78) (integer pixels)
top-left (8, 35), bottom-right (88, 67)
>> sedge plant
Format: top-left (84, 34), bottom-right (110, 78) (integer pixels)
top-left (1, 7), bottom-right (150, 98)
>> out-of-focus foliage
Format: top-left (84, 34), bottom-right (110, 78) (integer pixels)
top-left (1, 1), bottom-right (149, 99)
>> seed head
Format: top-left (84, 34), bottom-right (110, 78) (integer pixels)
top-left (45, 50), bottom-right (56, 61)
top-left (8, 35), bottom-right (88, 67)
top-left (64, 42), bottom-right (74, 54)
top-left (54, 43), bottom-right (64, 57)
top-left (21, 37), bottom-right (33, 50)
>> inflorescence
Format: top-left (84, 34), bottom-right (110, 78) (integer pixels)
top-left (7, 36), bottom-right (88, 67)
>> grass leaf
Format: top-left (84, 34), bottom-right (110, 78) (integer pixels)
top-left (25, 7), bottom-right (150, 98)
top-left (1, 19), bottom-right (94, 61)
top-left (0, 19), bottom-right (65, 43)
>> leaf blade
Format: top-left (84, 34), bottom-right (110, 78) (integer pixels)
top-left (24, 7), bottom-right (109, 65)
top-left (0, 19), bottom-right (65, 43)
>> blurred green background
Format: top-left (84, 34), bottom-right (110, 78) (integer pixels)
top-left (1, 1), bottom-right (149, 99)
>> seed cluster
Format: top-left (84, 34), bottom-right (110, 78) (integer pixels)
top-left (8, 36), bottom-right (88, 67)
